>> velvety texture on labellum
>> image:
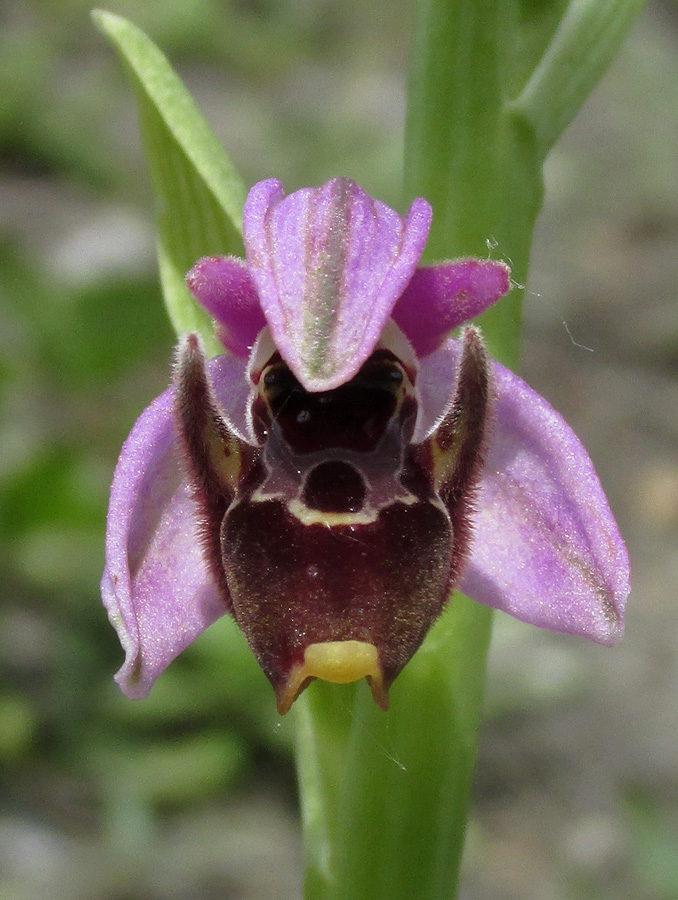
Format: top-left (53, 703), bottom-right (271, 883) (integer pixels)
top-left (174, 325), bottom-right (491, 713)
top-left (102, 177), bottom-right (630, 714)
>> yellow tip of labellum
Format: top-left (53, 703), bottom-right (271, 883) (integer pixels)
top-left (276, 640), bottom-right (390, 714)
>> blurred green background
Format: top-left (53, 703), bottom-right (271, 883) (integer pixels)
top-left (1, 1), bottom-right (677, 898)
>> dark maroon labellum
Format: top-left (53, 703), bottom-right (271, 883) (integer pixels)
top-left (174, 325), bottom-right (492, 713)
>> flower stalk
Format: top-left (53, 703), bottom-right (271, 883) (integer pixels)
top-left (294, 2), bottom-right (642, 898)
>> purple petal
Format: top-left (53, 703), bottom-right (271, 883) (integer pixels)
top-left (420, 340), bottom-right (629, 643)
top-left (413, 338), bottom-right (460, 442)
top-left (209, 352), bottom-right (251, 442)
top-left (102, 358), bottom-right (250, 699)
top-left (186, 256), bottom-right (266, 358)
top-left (393, 259), bottom-right (511, 356)
top-left (243, 177), bottom-right (432, 391)
top-left (102, 391), bottom-right (224, 699)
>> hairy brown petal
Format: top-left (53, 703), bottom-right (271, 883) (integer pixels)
top-left (427, 326), bottom-right (493, 587)
top-left (173, 335), bottom-right (257, 606)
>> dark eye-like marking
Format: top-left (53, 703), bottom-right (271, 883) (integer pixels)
top-left (355, 355), bottom-right (405, 393)
top-left (174, 328), bottom-right (493, 715)
top-left (257, 351), bottom-right (410, 454)
top-left (262, 363), bottom-right (302, 410)
top-left (301, 460), bottom-right (367, 513)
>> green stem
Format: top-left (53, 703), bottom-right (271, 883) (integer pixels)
top-left (295, 1), bottom-right (645, 898)
top-left (295, 600), bottom-right (494, 900)
top-left (404, 0), bottom-right (541, 368)
top-left (295, 682), bottom-right (357, 898)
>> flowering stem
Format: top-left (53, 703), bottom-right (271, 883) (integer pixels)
top-left (296, 2), bottom-right (644, 899)
top-left (405, 0), bottom-right (644, 367)
top-left (296, 602), bottom-right (493, 900)
top-left (95, 6), bottom-right (640, 899)
top-left (405, 3), bottom-right (535, 368)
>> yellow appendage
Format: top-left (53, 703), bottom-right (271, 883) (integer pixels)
top-left (276, 640), bottom-right (389, 714)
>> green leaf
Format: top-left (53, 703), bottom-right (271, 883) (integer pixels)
top-left (510, 0), bottom-right (646, 158)
top-left (92, 10), bottom-right (248, 354)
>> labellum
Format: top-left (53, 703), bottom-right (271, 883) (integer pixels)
top-left (175, 323), bottom-right (492, 713)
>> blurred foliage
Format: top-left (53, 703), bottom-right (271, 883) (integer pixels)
top-left (628, 790), bottom-right (678, 900)
top-left (0, 3), bottom-right (420, 892)
top-left (1, 1), bottom-right (676, 899)
top-left (0, 0), bottom-right (411, 198)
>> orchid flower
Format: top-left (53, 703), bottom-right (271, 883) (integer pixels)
top-left (102, 177), bottom-right (629, 714)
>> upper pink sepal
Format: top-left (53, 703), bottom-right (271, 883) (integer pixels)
top-left (466, 366), bottom-right (628, 644)
top-left (242, 177), bottom-right (432, 391)
top-left (101, 388), bottom-right (227, 699)
top-left (101, 355), bottom-right (251, 699)
top-left (393, 259), bottom-right (511, 356)
top-left (418, 339), bottom-right (629, 645)
top-left (186, 256), bottom-right (265, 358)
